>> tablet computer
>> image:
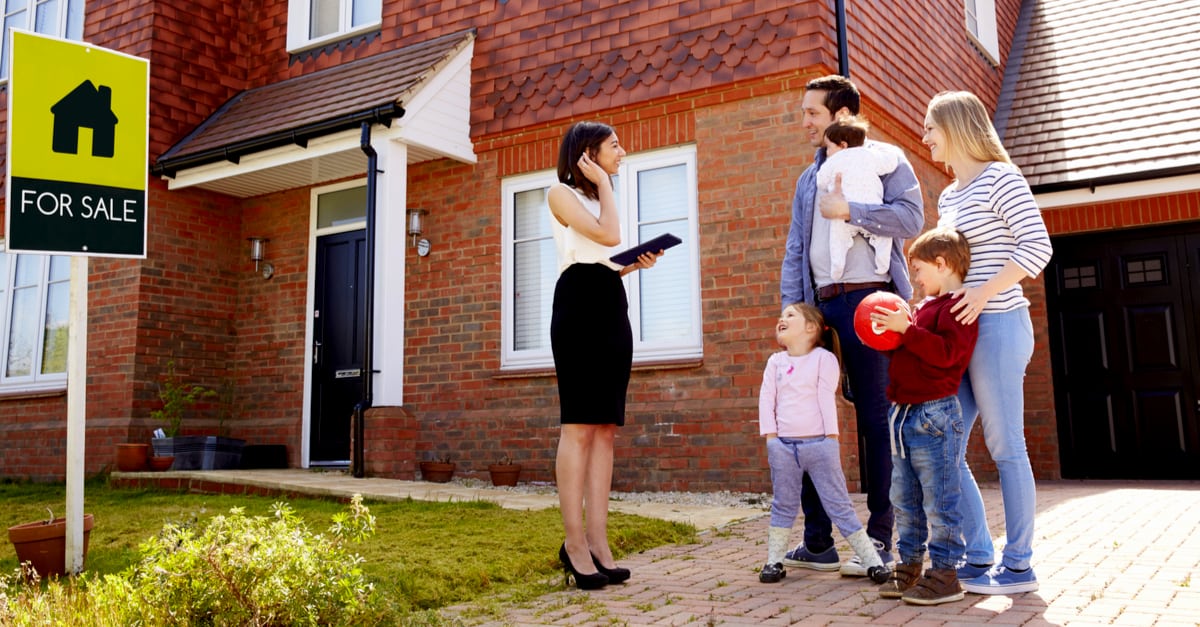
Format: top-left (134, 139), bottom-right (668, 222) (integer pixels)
top-left (609, 233), bottom-right (682, 266)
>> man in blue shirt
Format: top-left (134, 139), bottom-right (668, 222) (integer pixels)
top-left (780, 74), bottom-right (924, 577)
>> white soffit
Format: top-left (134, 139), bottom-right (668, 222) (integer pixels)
top-left (165, 39), bottom-right (475, 199)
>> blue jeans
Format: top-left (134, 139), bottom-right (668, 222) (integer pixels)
top-left (802, 289), bottom-right (894, 552)
top-left (957, 307), bottom-right (1036, 570)
top-left (890, 395), bottom-right (965, 570)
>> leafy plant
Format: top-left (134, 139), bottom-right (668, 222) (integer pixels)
top-left (150, 361), bottom-right (217, 437)
top-left (495, 454), bottom-right (515, 466)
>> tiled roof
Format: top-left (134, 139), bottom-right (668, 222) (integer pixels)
top-left (1001, 0), bottom-right (1200, 191)
top-left (473, 5), bottom-right (804, 136)
top-left (156, 29), bottom-right (474, 170)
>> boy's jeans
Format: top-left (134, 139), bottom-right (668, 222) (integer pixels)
top-left (889, 394), bottom-right (965, 570)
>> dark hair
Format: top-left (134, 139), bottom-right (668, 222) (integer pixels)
top-left (556, 121), bottom-right (616, 201)
top-left (823, 116), bottom-right (869, 148)
top-left (805, 74), bottom-right (860, 116)
top-left (907, 227), bottom-right (971, 279)
top-left (783, 302), bottom-right (843, 363)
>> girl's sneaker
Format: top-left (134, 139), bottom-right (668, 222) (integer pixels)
top-left (961, 565), bottom-right (1039, 594)
top-left (759, 562), bottom-right (786, 583)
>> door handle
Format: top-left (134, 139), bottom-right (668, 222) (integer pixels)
top-left (313, 340), bottom-right (322, 365)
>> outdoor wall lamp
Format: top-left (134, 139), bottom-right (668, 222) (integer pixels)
top-left (407, 208), bottom-right (431, 256)
top-left (247, 237), bottom-right (275, 279)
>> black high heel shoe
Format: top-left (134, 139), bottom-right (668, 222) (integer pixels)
top-left (559, 544), bottom-right (608, 590)
top-left (591, 553), bottom-right (631, 584)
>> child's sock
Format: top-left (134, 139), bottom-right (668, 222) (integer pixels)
top-left (767, 526), bottom-right (791, 564)
top-left (845, 528), bottom-right (883, 569)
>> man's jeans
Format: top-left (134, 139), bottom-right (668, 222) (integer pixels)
top-left (957, 307), bottom-right (1037, 571)
top-left (802, 288), bottom-right (895, 552)
top-left (889, 395), bottom-right (965, 570)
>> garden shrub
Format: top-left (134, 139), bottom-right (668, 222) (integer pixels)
top-left (0, 495), bottom-right (382, 626)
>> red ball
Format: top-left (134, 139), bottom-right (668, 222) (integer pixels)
top-left (853, 291), bottom-right (911, 351)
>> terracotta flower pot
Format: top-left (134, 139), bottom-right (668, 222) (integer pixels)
top-left (116, 443), bottom-right (149, 472)
top-left (8, 514), bottom-right (94, 578)
top-left (488, 464), bottom-right (522, 487)
top-left (148, 455), bottom-right (175, 471)
top-left (418, 461), bottom-right (456, 483)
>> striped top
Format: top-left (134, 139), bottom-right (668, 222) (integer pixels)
top-left (936, 162), bottom-right (1053, 313)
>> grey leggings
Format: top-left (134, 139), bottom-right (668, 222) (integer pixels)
top-left (767, 436), bottom-right (865, 538)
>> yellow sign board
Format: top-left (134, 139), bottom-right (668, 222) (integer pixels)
top-left (5, 30), bottom-right (149, 257)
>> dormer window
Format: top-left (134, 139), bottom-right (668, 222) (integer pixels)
top-left (965, 0), bottom-right (1000, 66)
top-left (287, 0), bottom-right (382, 53)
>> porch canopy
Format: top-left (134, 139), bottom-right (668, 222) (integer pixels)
top-left (154, 29), bottom-right (476, 197)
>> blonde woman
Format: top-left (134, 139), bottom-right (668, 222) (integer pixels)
top-left (923, 91), bottom-right (1052, 595)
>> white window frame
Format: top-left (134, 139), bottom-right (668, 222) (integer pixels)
top-left (286, 0), bottom-right (382, 53)
top-left (500, 144), bottom-right (702, 370)
top-left (0, 243), bottom-right (69, 394)
top-left (965, 0), bottom-right (1000, 66)
top-left (1, 0), bottom-right (85, 81)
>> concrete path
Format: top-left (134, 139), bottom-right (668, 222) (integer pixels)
top-left (113, 470), bottom-right (1200, 625)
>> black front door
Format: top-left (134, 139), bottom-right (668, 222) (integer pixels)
top-left (310, 230), bottom-right (367, 465)
top-left (1047, 224), bottom-right (1200, 478)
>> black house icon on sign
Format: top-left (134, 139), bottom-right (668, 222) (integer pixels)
top-left (51, 80), bottom-right (119, 158)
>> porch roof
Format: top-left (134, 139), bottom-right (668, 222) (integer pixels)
top-left (1000, 0), bottom-right (1200, 192)
top-left (154, 29), bottom-right (476, 198)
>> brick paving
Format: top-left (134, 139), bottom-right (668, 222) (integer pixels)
top-left (449, 481), bottom-right (1200, 626)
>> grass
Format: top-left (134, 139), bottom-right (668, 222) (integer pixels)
top-left (0, 477), bottom-right (699, 623)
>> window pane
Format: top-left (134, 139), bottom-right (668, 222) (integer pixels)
top-left (13, 255), bottom-right (39, 287)
top-left (513, 238), bottom-right (555, 351)
top-left (309, 0), bottom-right (338, 38)
top-left (351, 0), bottom-right (380, 27)
top-left (42, 280), bottom-right (68, 374)
top-left (66, 0), bottom-right (82, 39)
top-left (7, 286), bottom-right (37, 377)
top-left (636, 165), bottom-right (687, 223)
top-left (639, 219), bottom-right (692, 341)
top-left (513, 188), bottom-right (548, 240)
top-left (34, 0), bottom-right (57, 32)
top-left (48, 255), bottom-right (69, 281)
top-left (2, 11), bottom-right (28, 78)
top-left (316, 186), bottom-right (366, 228)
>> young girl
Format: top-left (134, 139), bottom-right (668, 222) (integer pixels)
top-left (758, 303), bottom-right (889, 584)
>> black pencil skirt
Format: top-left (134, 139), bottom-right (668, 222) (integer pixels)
top-left (550, 263), bottom-right (633, 425)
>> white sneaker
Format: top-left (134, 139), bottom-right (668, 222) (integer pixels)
top-left (839, 538), bottom-right (895, 577)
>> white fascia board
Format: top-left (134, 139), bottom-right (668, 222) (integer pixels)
top-left (1037, 174), bottom-right (1200, 209)
top-left (163, 128), bottom-right (361, 190)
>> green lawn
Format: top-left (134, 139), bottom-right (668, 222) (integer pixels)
top-left (0, 479), bottom-right (698, 623)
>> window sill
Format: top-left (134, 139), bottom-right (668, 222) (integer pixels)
top-left (0, 386), bottom-right (68, 401)
top-left (493, 357), bottom-right (704, 380)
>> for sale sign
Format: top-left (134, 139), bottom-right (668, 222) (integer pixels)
top-left (5, 30), bottom-right (148, 257)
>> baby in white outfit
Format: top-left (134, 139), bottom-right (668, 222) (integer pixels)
top-left (817, 117), bottom-right (899, 280)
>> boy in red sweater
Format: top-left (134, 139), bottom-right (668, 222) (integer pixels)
top-left (867, 227), bottom-right (978, 605)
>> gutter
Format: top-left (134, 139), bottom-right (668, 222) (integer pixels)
top-left (835, 0), bottom-right (849, 77)
top-left (152, 103), bottom-right (405, 178)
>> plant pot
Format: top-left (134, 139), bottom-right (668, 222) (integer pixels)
top-left (419, 461), bottom-right (456, 483)
top-left (116, 443), bottom-right (149, 472)
top-left (153, 436), bottom-right (246, 470)
top-left (488, 464), bottom-right (522, 487)
top-left (148, 455), bottom-right (175, 471)
top-left (8, 514), bottom-right (94, 578)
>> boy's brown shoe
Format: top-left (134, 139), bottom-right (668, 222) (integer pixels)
top-left (878, 561), bottom-right (922, 598)
top-left (901, 567), bottom-right (965, 605)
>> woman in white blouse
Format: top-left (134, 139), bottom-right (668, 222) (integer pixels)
top-left (923, 91), bottom-right (1053, 596)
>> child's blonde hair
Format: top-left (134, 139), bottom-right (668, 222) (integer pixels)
top-left (783, 302), bottom-right (842, 360)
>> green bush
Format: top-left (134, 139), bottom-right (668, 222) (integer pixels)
top-left (0, 495), bottom-right (382, 626)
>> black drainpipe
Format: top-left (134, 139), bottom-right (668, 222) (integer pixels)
top-left (351, 121), bottom-right (380, 478)
top-left (835, 0), bottom-right (850, 77)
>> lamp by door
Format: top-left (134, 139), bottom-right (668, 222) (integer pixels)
top-left (247, 237), bottom-right (275, 279)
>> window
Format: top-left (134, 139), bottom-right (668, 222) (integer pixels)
top-left (964, 0), bottom-right (999, 66)
top-left (287, 0), bottom-right (381, 52)
top-left (501, 145), bottom-right (702, 369)
top-left (0, 245), bottom-right (70, 393)
top-left (1, 0), bottom-right (85, 80)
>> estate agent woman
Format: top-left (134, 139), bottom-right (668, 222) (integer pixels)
top-left (548, 121), bottom-right (663, 590)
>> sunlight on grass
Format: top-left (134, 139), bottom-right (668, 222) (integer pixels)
top-left (0, 478), bottom-right (697, 623)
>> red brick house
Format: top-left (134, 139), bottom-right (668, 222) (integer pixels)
top-left (2, 0), bottom-right (1197, 489)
